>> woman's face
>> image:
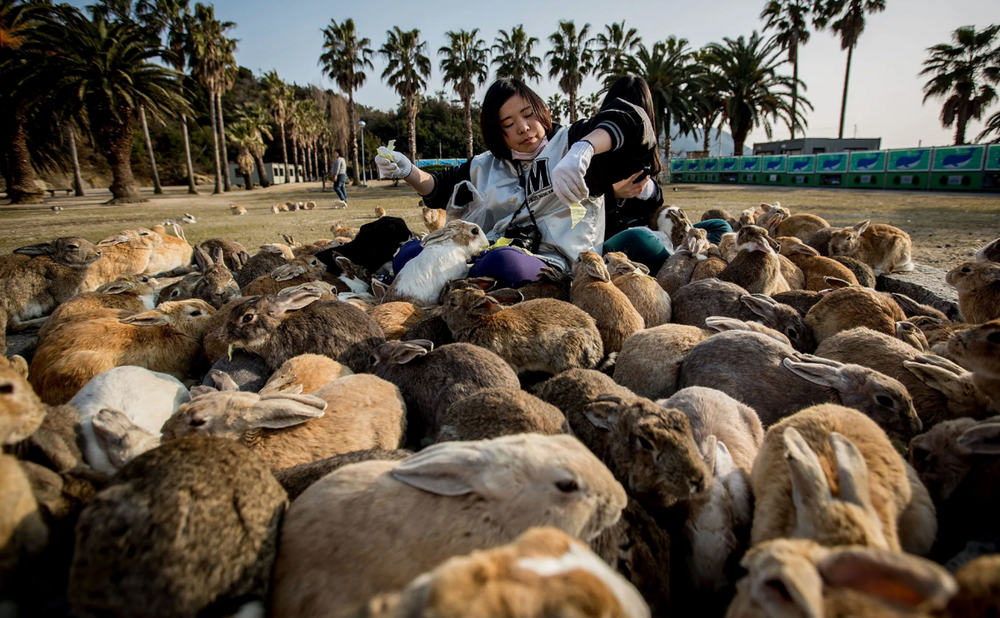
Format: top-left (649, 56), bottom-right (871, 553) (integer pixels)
top-left (499, 94), bottom-right (547, 153)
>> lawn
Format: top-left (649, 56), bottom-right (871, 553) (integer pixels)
top-left (2, 180), bottom-right (997, 270)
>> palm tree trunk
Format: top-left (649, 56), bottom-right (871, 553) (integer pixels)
top-left (791, 49), bottom-right (799, 139)
top-left (322, 148), bottom-right (329, 183)
top-left (306, 146), bottom-right (313, 181)
top-left (732, 118), bottom-right (749, 158)
top-left (838, 44), bottom-right (854, 139)
top-left (703, 118), bottom-right (711, 152)
top-left (98, 120), bottom-right (145, 204)
top-left (954, 105), bottom-right (968, 145)
top-left (464, 96), bottom-right (473, 159)
top-left (279, 120), bottom-right (289, 183)
top-left (209, 92), bottom-right (223, 195)
top-left (216, 93), bottom-right (232, 191)
top-left (312, 146), bottom-right (319, 182)
top-left (67, 124), bottom-right (85, 197)
top-left (139, 105), bottom-right (163, 195)
top-left (348, 91), bottom-right (360, 186)
top-left (181, 114), bottom-right (198, 194)
top-left (254, 152), bottom-right (271, 187)
top-left (292, 137), bottom-right (300, 182)
top-left (569, 89), bottom-right (578, 124)
top-left (5, 116), bottom-right (44, 204)
top-left (407, 95), bottom-right (418, 161)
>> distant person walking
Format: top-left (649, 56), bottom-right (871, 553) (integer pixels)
top-left (332, 149), bottom-right (348, 202)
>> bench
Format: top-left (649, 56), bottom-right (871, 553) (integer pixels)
top-left (46, 188), bottom-right (73, 197)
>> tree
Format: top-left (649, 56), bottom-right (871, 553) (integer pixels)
top-left (439, 28), bottom-right (489, 159)
top-left (260, 70), bottom-right (292, 182)
top-left (920, 24), bottom-right (1000, 146)
top-left (703, 31), bottom-right (811, 155)
top-left (380, 26), bottom-right (431, 159)
top-left (595, 20), bottom-right (641, 88)
top-left (761, 0), bottom-right (813, 138)
top-left (320, 18), bottom-right (373, 185)
top-left (577, 92), bottom-right (603, 119)
top-left (234, 103), bottom-right (273, 187)
top-left (814, 0), bottom-right (886, 138)
top-left (37, 9), bottom-right (187, 203)
top-left (978, 109), bottom-right (1000, 143)
top-left (187, 2), bottom-right (235, 194)
top-left (226, 118), bottom-right (259, 189)
top-left (491, 25), bottom-right (541, 82)
top-left (546, 21), bottom-right (594, 123)
top-left (633, 38), bottom-right (701, 160)
top-left (546, 93), bottom-right (567, 124)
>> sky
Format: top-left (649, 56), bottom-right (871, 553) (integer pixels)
top-left (74, 0), bottom-right (1000, 153)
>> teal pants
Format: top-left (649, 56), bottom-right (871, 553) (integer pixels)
top-left (604, 219), bottom-right (733, 273)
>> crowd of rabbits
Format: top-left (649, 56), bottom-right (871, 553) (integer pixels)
top-left (1, 200), bottom-right (999, 618)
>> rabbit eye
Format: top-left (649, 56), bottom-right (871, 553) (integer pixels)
top-left (190, 418), bottom-right (207, 427)
top-left (67, 244), bottom-right (79, 249)
top-left (875, 395), bottom-right (895, 408)
top-left (368, 354), bottom-right (378, 366)
top-left (786, 328), bottom-right (798, 339)
top-left (189, 310), bottom-right (203, 317)
top-left (0, 383), bottom-right (13, 394)
top-left (961, 267), bottom-right (971, 274)
top-left (471, 228), bottom-right (479, 235)
top-left (636, 435), bottom-right (654, 451)
top-left (987, 332), bottom-right (1000, 344)
top-left (555, 479), bottom-right (579, 493)
top-left (909, 447), bottom-right (930, 466)
top-left (242, 314), bottom-right (255, 323)
top-left (170, 290), bottom-right (180, 297)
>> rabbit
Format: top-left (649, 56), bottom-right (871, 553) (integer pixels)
top-left (230, 203), bottom-right (248, 215)
top-left (678, 331), bottom-right (922, 439)
top-left (236, 249), bottom-right (289, 288)
top-left (421, 206), bottom-right (447, 232)
top-left (772, 289), bottom-right (824, 316)
top-left (330, 220), bottom-right (359, 240)
top-left (222, 285), bottom-right (386, 373)
top-left (330, 199), bottom-right (348, 209)
top-left (315, 216), bottom-right (414, 274)
top-left (67, 436), bottom-right (287, 618)
top-left (976, 237), bottom-right (1000, 263)
top-left (369, 339), bottom-right (520, 445)
top-left (805, 284), bottom-right (907, 345)
top-left (778, 236), bottom-right (860, 291)
top-left (441, 287), bottom-right (604, 375)
top-left (756, 201), bottom-right (790, 233)
top-left (144, 224), bottom-right (193, 275)
top-left (0, 237), bottom-right (103, 352)
top-left (946, 260), bottom-right (1000, 324)
top-left (240, 258), bottom-right (325, 297)
top-left (654, 228), bottom-right (711, 296)
top-left (257, 353), bottom-right (352, 395)
top-left (603, 252), bottom-right (672, 327)
top-left (831, 254), bottom-right (877, 287)
top-left (198, 238), bottom-right (249, 272)
top-left (83, 228), bottom-right (163, 290)
top-left (750, 405), bottom-right (936, 555)
top-left (718, 225), bottom-right (788, 295)
top-left (375, 205), bottom-right (386, 218)
top-left (772, 213), bottom-right (830, 242)
top-left (701, 208), bottom-right (738, 229)
top-left (368, 302), bottom-right (426, 340)
top-left (270, 204), bottom-right (281, 214)
top-left (191, 246), bottom-right (241, 309)
top-left (671, 279), bottom-right (815, 352)
top-left (382, 221), bottom-right (490, 306)
top-left (946, 319), bottom-right (1000, 413)
top-left (648, 205), bottom-right (693, 253)
top-left (571, 251), bottom-right (644, 354)
top-left (828, 220), bottom-right (914, 275)
top-left (274, 449), bottom-right (413, 501)
top-left (91, 408), bottom-right (161, 470)
top-left (270, 434), bottom-right (626, 618)
top-left (37, 274), bottom-right (156, 341)
top-left (436, 388), bottom-right (566, 442)
top-left (203, 349), bottom-right (273, 392)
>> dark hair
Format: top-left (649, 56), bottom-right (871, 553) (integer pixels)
top-left (601, 76), bottom-right (662, 176)
top-left (335, 148), bottom-right (343, 156)
top-left (480, 78), bottom-right (553, 160)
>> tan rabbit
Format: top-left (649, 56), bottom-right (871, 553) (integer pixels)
top-left (777, 254), bottom-right (806, 290)
top-left (690, 247), bottom-right (728, 282)
top-left (805, 285), bottom-right (907, 345)
top-left (330, 220), bottom-right (359, 240)
top-left (230, 204), bottom-right (247, 215)
top-left (603, 252), bottom-right (672, 327)
top-left (719, 225), bottom-right (787, 295)
top-left (145, 224), bottom-right (193, 274)
top-left (756, 202), bottom-right (790, 233)
top-left (38, 275), bottom-right (157, 341)
top-left (648, 205), bottom-right (693, 253)
top-left (374, 205), bottom-right (386, 218)
top-left (421, 206), bottom-right (447, 232)
top-left (571, 251), bottom-right (645, 354)
top-left (83, 228), bottom-right (163, 291)
top-left (772, 213), bottom-right (830, 242)
top-left (828, 220), bottom-right (914, 275)
top-left (946, 260), bottom-right (1000, 323)
top-left (368, 302), bottom-right (426, 340)
top-left (946, 319), bottom-right (1000, 413)
top-left (655, 228), bottom-right (711, 295)
top-left (779, 236), bottom-right (860, 291)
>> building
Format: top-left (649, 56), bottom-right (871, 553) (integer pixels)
top-left (753, 138), bottom-right (882, 156)
top-left (228, 162), bottom-right (305, 187)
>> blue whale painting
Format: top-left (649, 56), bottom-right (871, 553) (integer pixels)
top-left (791, 159), bottom-right (810, 172)
top-left (766, 159), bottom-right (783, 170)
top-left (942, 149), bottom-right (975, 169)
top-left (821, 156), bottom-right (844, 171)
top-left (743, 159), bottom-right (757, 170)
top-left (895, 153), bottom-right (924, 169)
top-left (854, 154), bottom-right (880, 170)
top-left (723, 160), bottom-right (737, 170)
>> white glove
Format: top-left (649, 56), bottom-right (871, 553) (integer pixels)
top-left (375, 150), bottom-right (413, 180)
top-left (552, 140), bottom-right (594, 206)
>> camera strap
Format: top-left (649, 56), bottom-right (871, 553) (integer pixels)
top-left (507, 165), bottom-right (542, 239)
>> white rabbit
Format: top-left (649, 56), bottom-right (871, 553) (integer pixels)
top-left (383, 220), bottom-right (490, 306)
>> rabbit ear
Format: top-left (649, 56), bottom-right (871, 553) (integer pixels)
top-left (211, 247), bottom-right (225, 267)
top-left (701, 434), bottom-right (718, 474)
top-left (583, 397), bottom-right (622, 432)
top-left (465, 277), bottom-right (497, 291)
top-left (120, 310), bottom-right (169, 327)
top-left (816, 547), bottom-right (957, 611)
top-left (765, 235), bottom-right (781, 253)
top-left (705, 316), bottom-right (753, 333)
top-left (13, 242), bottom-right (55, 256)
top-left (633, 261), bottom-right (650, 275)
top-left (829, 432), bottom-right (876, 513)
top-left (269, 288), bottom-right (322, 316)
top-left (584, 259), bottom-right (611, 283)
top-left (98, 233), bottom-right (129, 247)
top-left (608, 261), bottom-right (638, 276)
top-left (208, 369), bottom-right (240, 392)
top-left (957, 420), bottom-right (1000, 455)
top-left (782, 357), bottom-right (851, 392)
top-left (823, 276), bottom-right (854, 289)
top-left (172, 223), bottom-right (186, 240)
top-left (97, 281), bottom-right (135, 295)
top-left (420, 225), bottom-right (459, 247)
top-left (489, 288), bottom-right (523, 306)
top-left (388, 342), bottom-right (430, 365)
top-left (471, 296), bottom-right (503, 316)
top-left (853, 220), bottom-right (870, 234)
top-left (792, 244), bottom-right (820, 257)
top-left (371, 278), bottom-right (389, 300)
top-left (193, 247), bottom-right (211, 271)
top-left (740, 294), bottom-right (778, 319)
top-left (334, 256), bottom-right (356, 275)
top-left (248, 393), bottom-right (327, 429)
top-left (783, 427), bottom-right (832, 516)
top-left (904, 356), bottom-right (973, 402)
top-left (189, 385), bottom-right (218, 399)
top-left (391, 443), bottom-right (490, 497)
top-left (744, 549), bottom-right (825, 618)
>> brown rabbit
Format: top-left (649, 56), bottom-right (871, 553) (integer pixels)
top-left (946, 319), bottom-right (1000, 413)
top-left (649, 205), bottom-right (693, 253)
top-left (374, 206), bottom-right (386, 218)
top-left (719, 225), bottom-right (787, 295)
top-left (441, 287), bottom-right (604, 374)
top-left (83, 228), bottom-right (163, 291)
top-left (778, 236), bottom-right (860, 291)
top-left (199, 239), bottom-right (249, 272)
top-left (828, 220), bottom-right (914, 276)
top-left (777, 254), bottom-right (806, 290)
top-left (37, 275), bottom-right (157, 341)
top-left (191, 246), bottom-right (241, 309)
top-left (701, 208), bottom-right (738, 229)
top-left (421, 206), bottom-right (447, 232)
top-left (145, 224), bottom-right (193, 275)
top-left (604, 252), bottom-right (672, 327)
top-left (656, 228), bottom-right (711, 295)
top-left (946, 261), bottom-right (1000, 324)
top-left (977, 237), bottom-right (1000, 263)
top-left (772, 213), bottom-right (830, 242)
top-left (571, 251), bottom-right (644, 354)
top-left (0, 238), bottom-right (102, 353)
top-left (805, 285), bottom-right (907, 345)
top-left (690, 246), bottom-right (729, 282)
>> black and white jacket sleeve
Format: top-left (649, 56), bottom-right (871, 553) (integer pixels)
top-left (575, 98), bottom-right (659, 197)
top-left (419, 159), bottom-right (473, 210)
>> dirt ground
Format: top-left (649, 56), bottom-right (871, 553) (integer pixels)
top-left (1, 181), bottom-right (997, 270)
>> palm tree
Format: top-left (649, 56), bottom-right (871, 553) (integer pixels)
top-left (633, 38), bottom-right (701, 160)
top-left (439, 28), bottom-right (489, 159)
top-left (226, 119), bottom-right (260, 189)
top-left (546, 21), bottom-right (594, 123)
top-left (547, 93), bottom-right (566, 123)
top-left (594, 20), bottom-right (641, 88)
top-left (814, 0), bottom-right (886, 138)
top-left (978, 109), bottom-right (1000, 143)
top-left (380, 26), bottom-right (431, 159)
top-left (703, 31), bottom-right (811, 155)
top-left (920, 25), bottom-right (1000, 146)
top-left (320, 19), bottom-right (373, 186)
top-left (215, 54), bottom-right (237, 190)
top-left (37, 9), bottom-right (187, 203)
top-left (491, 25), bottom-right (542, 82)
top-left (234, 103), bottom-right (273, 187)
top-left (187, 2), bottom-right (235, 194)
top-left (261, 70), bottom-right (293, 182)
top-left (761, 0), bottom-right (812, 138)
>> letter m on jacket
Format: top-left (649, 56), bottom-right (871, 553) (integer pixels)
top-left (525, 160), bottom-right (553, 200)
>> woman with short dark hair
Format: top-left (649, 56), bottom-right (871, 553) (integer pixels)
top-left (376, 77), bottom-right (656, 287)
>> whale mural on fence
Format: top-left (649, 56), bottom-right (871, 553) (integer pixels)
top-left (743, 159), bottom-right (757, 170)
top-left (853, 154), bottom-right (881, 170)
top-left (895, 153), bottom-right (924, 169)
top-left (723, 160), bottom-right (737, 170)
top-left (766, 159), bottom-right (783, 170)
top-left (821, 155), bottom-right (844, 171)
top-left (791, 159), bottom-right (811, 172)
top-left (705, 160), bottom-right (718, 170)
top-left (942, 149), bottom-right (975, 169)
